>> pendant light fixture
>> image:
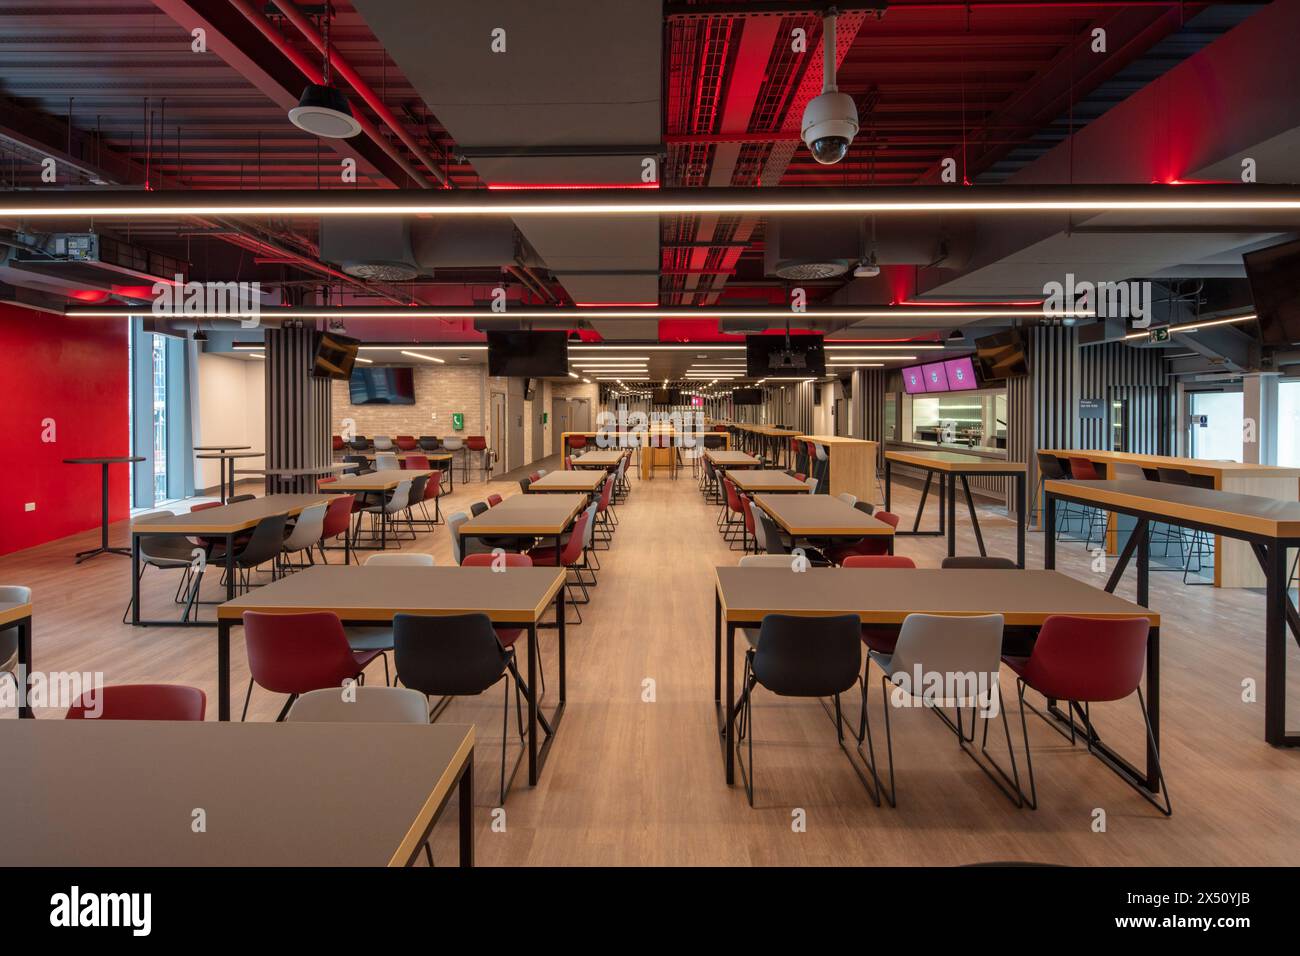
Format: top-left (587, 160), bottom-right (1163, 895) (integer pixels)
top-left (288, 7), bottom-right (362, 139)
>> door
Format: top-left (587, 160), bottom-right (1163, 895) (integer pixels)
top-left (551, 396), bottom-right (567, 455)
top-left (571, 398), bottom-right (591, 434)
top-left (491, 391), bottom-right (507, 475)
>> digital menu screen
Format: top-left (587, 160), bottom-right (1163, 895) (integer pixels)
top-left (943, 356), bottom-right (978, 391)
top-left (902, 365), bottom-right (926, 394)
top-left (921, 362), bottom-right (950, 392)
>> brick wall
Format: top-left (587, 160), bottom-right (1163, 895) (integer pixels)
top-left (331, 364), bottom-right (485, 440)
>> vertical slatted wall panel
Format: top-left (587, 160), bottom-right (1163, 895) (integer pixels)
top-left (264, 326), bottom-right (332, 494)
top-left (858, 368), bottom-right (887, 472)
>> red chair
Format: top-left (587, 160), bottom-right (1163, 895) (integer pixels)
top-left (320, 494), bottom-right (357, 564)
top-left (1067, 457), bottom-right (1107, 547)
top-left (528, 472), bottom-right (541, 482)
top-left (592, 476), bottom-right (615, 548)
top-left (465, 435), bottom-right (489, 482)
top-left (241, 610), bottom-right (385, 721)
top-left (739, 494), bottom-right (758, 554)
top-left (487, 493), bottom-right (503, 508)
top-left (66, 684), bottom-right (206, 720)
top-left (527, 508), bottom-right (592, 622)
top-left (827, 510), bottom-right (900, 564)
top-left (400, 453), bottom-right (431, 471)
top-left (841, 554), bottom-right (917, 655)
top-left (394, 435), bottom-right (418, 451)
top-left (1002, 615), bottom-right (1167, 814)
top-left (568, 434), bottom-right (588, 451)
top-left (419, 469), bottom-right (443, 525)
top-left (564, 456), bottom-right (574, 471)
top-left (720, 477), bottom-right (746, 547)
top-left (332, 435), bottom-right (345, 453)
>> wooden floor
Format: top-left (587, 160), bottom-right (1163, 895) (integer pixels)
top-left (4, 459), bottom-right (1300, 866)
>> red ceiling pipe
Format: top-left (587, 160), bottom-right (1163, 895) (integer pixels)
top-left (266, 0), bottom-right (451, 188)
top-left (226, 0), bottom-right (437, 189)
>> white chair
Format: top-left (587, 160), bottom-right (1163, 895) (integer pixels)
top-left (286, 685), bottom-right (429, 723)
top-left (374, 451), bottom-right (400, 471)
top-left (536, 468), bottom-right (548, 478)
top-left (837, 492), bottom-right (858, 508)
top-left (0, 585), bottom-right (32, 693)
top-left (360, 480), bottom-right (412, 545)
top-left (862, 612), bottom-right (1020, 808)
top-left (343, 552), bottom-right (436, 685)
top-left (372, 436), bottom-right (394, 451)
top-left (120, 511), bottom-right (206, 624)
top-left (280, 502), bottom-right (328, 571)
top-left (804, 476), bottom-right (819, 494)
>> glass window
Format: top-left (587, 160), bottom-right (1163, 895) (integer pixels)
top-left (903, 388), bottom-right (1007, 452)
top-left (1277, 380), bottom-right (1300, 467)
top-left (151, 337), bottom-right (168, 503)
top-left (1189, 390), bottom-right (1243, 462)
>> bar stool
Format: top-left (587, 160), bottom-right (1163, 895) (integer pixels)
top-left (1067, 457), bottom-right (1108, 550)
top-left (1035, 452), bottom-right (1086, 541)
top-left (465, 435), bottom-right (489, 482)
top-left (1155, 467), bottom-right (1214, 585)
top-left (441, 436), bottom-right (464, 480)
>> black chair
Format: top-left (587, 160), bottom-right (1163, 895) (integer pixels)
top-left (417, 436), bottom-right (441, 452)
top-left (470, 501), bottom-right (488, 518)
top-left (757, 510), bottom-right (830, 566)
top-left (941, 556), bottom-right (1018, 570)
top-left (343, 454), bottom-right (373, 476)
top-left (736, 613), bottom-right (874, 806)
top-left (405, 475), bottom-right (430, 531)
top-left (394, 612), bottom-right (534, 803)
top-left (227, 493), bottom-right (257, 504)
top-left (1035, 452), bottom-right (1084, 539)
top-left (854, 500), bottom-right (875, 516)
top-left (232, 513), bottom-right (289, 593)
top-left (347, 436), bottom-right (372, 453)
top-left (519, 477), bottom-right (532, 494)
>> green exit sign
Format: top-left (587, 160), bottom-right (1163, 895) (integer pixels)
top-left (1149, 327), bottom-right (1171, 343)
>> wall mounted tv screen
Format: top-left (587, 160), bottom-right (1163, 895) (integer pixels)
top-left (973, 329), bottom-right (1029, 381)
top-left (732, 387), bottom-right (764, 406)
top-left (349, 366), bottom-right (416, 405)
top-left (745, 334), bottom-right (826, 377)
top-left (312, 331), bottom-right (359, 379)
top-left (902, 366), bottom-right (926, 394)
top-left (486, 331), bottom-right (569, 377)
top-left (943, 356), bottom-right (979, 391)
top-left (1243, 238), bottom-right (1300, 346)
top-left (920, 361), bottom-right (949, 392)
top-left (652, 388), bottom-right (680, 405)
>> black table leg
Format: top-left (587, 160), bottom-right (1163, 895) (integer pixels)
top-left (1044, 494), bottom-right (1057, 570)
top-left (1264, 540), bottom-right (1288, 746)
top-left (75, 462), bottom-right (131, 562)
top-left (458, 756), bottom-right (474, 867)
top-left (911, 471), bottom-right (933, 533)
top-left (130, 533), bottom-right (141, 626)
top-left (946, 473), bottom-right (957, 557)
top-left (960, 475), bottom-right (987, 557)
top-left (218, 619), bottom-right (231, 721)
top-left (884, 458), bottom-right (892, 512)
top-left (1016, 473), bottom-right (1027, 568)
top-left (714, 589), bottom-right (722, 705)
top-left (725, 621), bottom-right (736, 785)
top-left (16, 616), bottom-right (32, 719)
top-left (527, 621), bottom-right (539, 785)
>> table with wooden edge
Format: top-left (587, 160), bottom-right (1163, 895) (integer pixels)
top-left (885, 449), bottom-right (1029, 568)
top-left (704, 449), bottom-right (760, 469)
top-left (457, 494), bottom-right (586, 581)
top-left (318, 469), bottom-right (437, 552)
top-left (61, 456), bottom-right (147, 561)
top-left (1045, 478), bottom-right (1300, 748)
top-left (0, 600), bottom-right (33, 719)
top-left (195, 450), bottom-right (265, 503)
top-left (754, 493), bottom-right (896, 555)
top-left (564, 431), bottom-right (730, 457)
top-left (744, 425), bottom-right (801, 467)
top-left (236, 462), bottom-right (358, 495)
top-left (217, 565), bottom-right (567, 787)
top-left (712, 566), bottom-right (1162, 793)
top-left (797, 436), bottom-right (881, 506)
top-left (0, 719), bottom-right (475, 867)
top-left (726, 469), bottom-right (813, 494)
top-left (129, 494), bottom-right (329, 628)
top-left (1040, 449), bottom-right (1300, 588)
top-left (568, 448), bottom-right (627, 470)
top-left (354, 451), bottom-right (457, 491)
top-left (526, 470), bottom-right (606, 495)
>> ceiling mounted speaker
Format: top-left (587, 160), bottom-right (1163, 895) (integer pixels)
top-left (773, 259), bottom-right (851, 280)
top-left (288, 84), bottom-right (362, 139)
top-left (344, 261), bottom-right (419, 281)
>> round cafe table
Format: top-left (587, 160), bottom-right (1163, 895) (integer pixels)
top-left (195, 449), bottom-right (262, 503)
top-left (62, 456), bottom-right (146, 563)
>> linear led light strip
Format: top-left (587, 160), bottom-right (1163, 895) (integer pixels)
top-left (1123, 313), bottom-right (1257, 341)
top-left (13, 186), bottom-right (1300, 217)
top-left (67, 307), bottom-right (1087, 320)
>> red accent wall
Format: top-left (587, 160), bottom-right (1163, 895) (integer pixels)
top-left (0, 303), bottom-right (130, 556)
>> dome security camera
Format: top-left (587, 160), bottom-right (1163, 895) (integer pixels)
top-left (802, 91), bottom-right (859, 166)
